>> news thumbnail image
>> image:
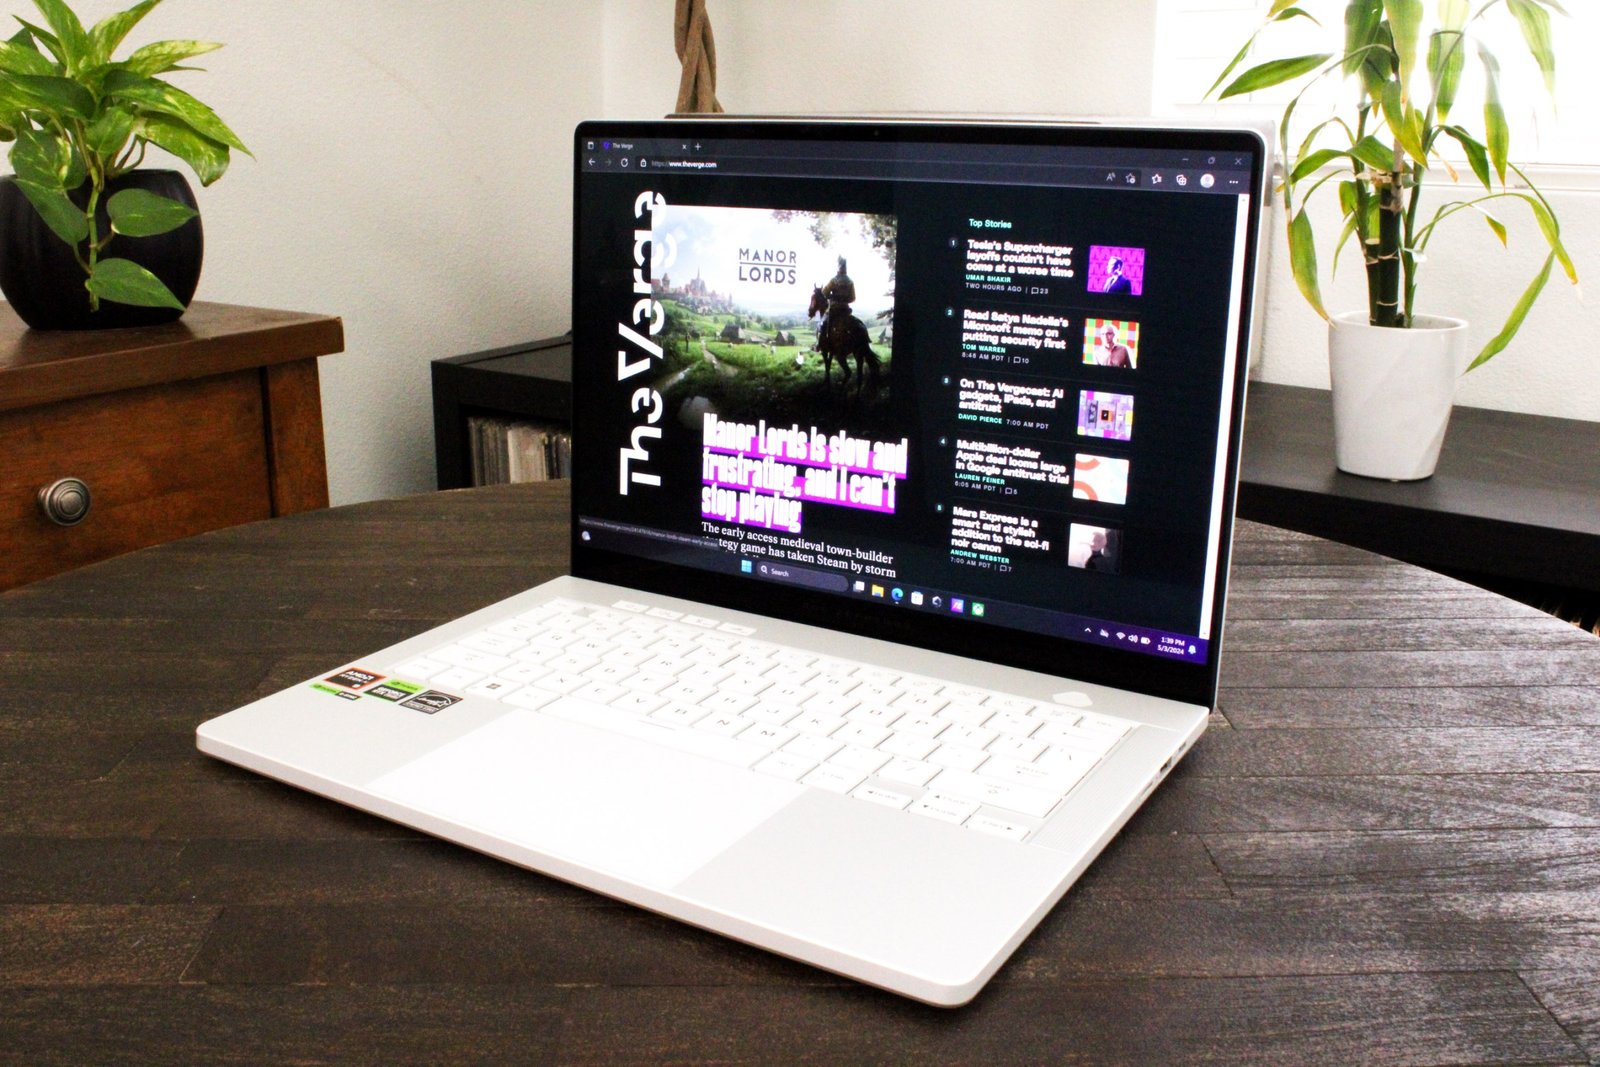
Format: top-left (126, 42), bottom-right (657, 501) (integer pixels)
top-left (1072, 453), bottom-right (1129, 505)
top-left (1067, 523), bottom-right (1122, 574)
top-left (649, 204), bottom-right (897, 430)
top-left (1087, 245), bottom-right (1144, 296)
top-left (1082, 319), bottom-right (1139, 369)
top-left (1077, 391), bottom-right (1134, 442)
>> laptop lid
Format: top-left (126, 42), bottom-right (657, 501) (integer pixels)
top-left (570, 119), bottom-right (1265, 708)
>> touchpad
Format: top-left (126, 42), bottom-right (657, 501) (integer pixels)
top-left (366, 709), bottom-right (799, 888)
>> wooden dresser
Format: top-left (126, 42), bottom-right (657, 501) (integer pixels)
top-left (0, 301), bottom-right (344, 590)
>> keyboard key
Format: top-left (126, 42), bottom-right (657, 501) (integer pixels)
top-left (610, 691), bottom-right (668, 714)
top-left (851, 665), bottom-right (900, 687)
top-left (852, 783), bottom-right (913, 810)
top-left (465, 676), bottom-right (518, 699)
top-left (988, 735), bottom-right (1046, 762)
top-left (790, 712), bottom-right (845, 737)
top-left (834, 722), bottom-right (891, 749)
top-left (877, 756), bottom-right (939, 788)
top-left (694, 714), bottom-right (748, 737)
top-left (938, 704), bottom-right (993, 728)
top-left (891, 692), bottom-right (948, 715)
top-left (395, 656), bottom-right (447, 680)
top-left (649, 703), bottom-right (707, 727)
top-left (703, 691), bottom-right (757, 715)
top-left (928, 769), bottom-right (1061, 818)
top-left (499, 662), bottom-right (551, 685)
top-left (783, 734), bottom-right (842, 762)
top-left (753, 751), bottom-right (816, 781)
top-left (968, 813), bottom-right (1030, 842)
top-left (988, 712), bottom-right (1038, 738)
top-left (745, 703), bottom-right (799, 726)
top-left (738, 722), bottom-right (796, 750)
top-left (539, 669), bottom-right (589, 694)
top-left (503, 685), bottom-right (559, 711)
top-left (573, 680), bottom-right (628, 705)
top-left (434, 644), bottom-right (513, 673)
top-left (908, 793), bottom-right (981, 825)
top-left (828, 745), bottom-right (890, 775)
top-left (879, 732), bottom-right (938, 761)
top-left (895, 713), bottom-right (947, 738)
top-left (459, 632), bottom-right (526, 656)
top-left (802, 764), bottom-right (864, 794)
top-left (978, 755), bottom-right (1087, 794)
top-left (927, 743), bottom-right (988, 772)
top-left (846, 703), bottom-right (902, 727)
top-left (431, 665), bottom-right (485, 690)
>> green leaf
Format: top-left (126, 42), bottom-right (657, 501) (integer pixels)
top-left (1338, 179), bottom-right (1360, 217)
top-left (1291, 146), bottom-right (1347, 182)
top-left (1332, 213), bottom-right (1361, 276)
top-left (1441, 124), bottom-right (1491, 189)
top-left (102, 68), bottom-right (249, 154)
top-left (12, 18), bottom-right (64, 67)
top-left (86, 256), bottom-right (185, 309)
top-left (1219, 53), bottom-right (1332, 98)
top-left (137, 111), bottom-right (229, 185)
top-left (87, 0), bottom-right (162, 65)
top-left (1287, 207), bottom-right (1328, 319)
top-left (28, 0), bottom-right (88, 72)
top-left (14, 176), bottom-right (87, 243)
top-left (1517, 187), bottom-right (1578, 284)
top-left (1505, 0), bottom-right (1556, 95)
top-left (1467, 253), bottom-right (1553, 370)
top-left (1382, 0), bottom-right (1424, 97)
top-left (1479, 46), bottom-right (1508, 183)
top-left (106, 186), bottom-right (195, 237)
top-left (0, 69), bottom-right (96, 118)
top-left (0, 38), bottom-right (55, 76)
top-left (119, 38), bottom-right (221, 77)
top-left (84, 107), bottom-right (135, 159)
top-left (10, 123), bottom-right (69, 184)
top-left (1344, 0), bottom-right (1384, 79)
top-left (1350, 135), bottom-right (1396, 172)
top-left (1476, 207), bottom-right (1508, 247)
top-left (1427, 29), bottom-right (1465, 122)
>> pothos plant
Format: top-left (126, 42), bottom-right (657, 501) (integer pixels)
top-left (1212, 0), bottom-right (1578, 368)
top-left (0, 0), bottom-right (247, 312)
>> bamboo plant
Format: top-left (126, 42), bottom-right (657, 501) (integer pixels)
top-left (0, 0), bottom-right (247, 311)
top-left (1212, 0), bottom-right (1577, 368)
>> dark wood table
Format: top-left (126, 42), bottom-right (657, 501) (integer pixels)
top-left (3, 482), bottom-right (1597, 1065)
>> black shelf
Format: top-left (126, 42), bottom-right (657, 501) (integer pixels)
top-left (431, 336), bottom-right (572, 490)
top-left (431, 345), bottom-right (1600, 601)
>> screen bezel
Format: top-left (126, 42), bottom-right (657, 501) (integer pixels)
top-left (570, 118), bottom-right (1266, 707)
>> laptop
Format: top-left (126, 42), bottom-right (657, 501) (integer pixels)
top-left (198, 118), bottom-right (1266, 1007)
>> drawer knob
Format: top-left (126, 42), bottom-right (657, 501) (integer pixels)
top-left (38, 478), bottom-right (92, 527)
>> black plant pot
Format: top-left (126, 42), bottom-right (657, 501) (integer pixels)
top-left (0, 169), bottom-right (203, 330)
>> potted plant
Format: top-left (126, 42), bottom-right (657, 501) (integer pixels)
top-left (1212, 0), bottom-right (1577, 479)
top-left (0, 0), bottom-right (247, 329)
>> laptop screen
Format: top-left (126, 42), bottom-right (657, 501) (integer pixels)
top-left (571, 120), bottom-right (1265, 705)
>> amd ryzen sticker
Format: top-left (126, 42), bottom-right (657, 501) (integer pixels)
top-left (366, 681), bottom-right (423, 702)
top-left (326, 668), bottom-right (384, 690)
top-left (399, 690), bottom-right (462, 714)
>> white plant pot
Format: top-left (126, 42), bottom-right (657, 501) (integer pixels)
top-left (1328, 311), bottom-right (1469, 481)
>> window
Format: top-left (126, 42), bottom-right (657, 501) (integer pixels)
top-left (1153, 0), bottom-right (1600, 167)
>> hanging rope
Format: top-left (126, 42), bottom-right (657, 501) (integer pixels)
top-left (674, 0), bottom-right (724, 114)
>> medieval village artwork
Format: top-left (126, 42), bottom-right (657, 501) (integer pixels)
top-left (650, 205), bottom-right (897, 430)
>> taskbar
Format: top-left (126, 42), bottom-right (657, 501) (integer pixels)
top-left (577, 515), bottom-right (1211, 666)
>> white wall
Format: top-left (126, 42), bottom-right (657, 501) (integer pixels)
top-left (22, 2), bottom-right (1590, 508)
top-left (53, 0), bottom-right (603, 504)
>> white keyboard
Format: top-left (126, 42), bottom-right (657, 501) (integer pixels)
top-left (393, 598), bottom-right (1135, 843)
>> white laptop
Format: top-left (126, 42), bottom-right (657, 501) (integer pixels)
top-left (198, 118), bottom-right (1266, 1007)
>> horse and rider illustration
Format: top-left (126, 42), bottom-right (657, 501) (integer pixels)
top-left (807, 257), bottom-right (882, 398)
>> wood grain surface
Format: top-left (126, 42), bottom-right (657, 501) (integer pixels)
top-left (1, 481), bottom-right (1596, 1066)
